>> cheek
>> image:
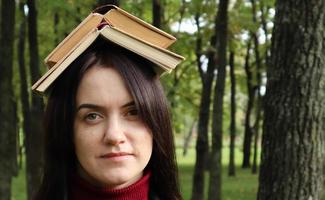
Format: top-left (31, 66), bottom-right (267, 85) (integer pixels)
top-left (146, 133), bottom-right (153, 153)
top-left (74, 133), bottom-right (92, 164)
top-left (134, 128), bottom-right (153, 160)
top-left (144, 136), bottom-right (153, 162)
top-left (73, 123), bottom-right (102, 163)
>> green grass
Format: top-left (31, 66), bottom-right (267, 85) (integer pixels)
top-left (177, 147), bottom-right (258, 200)
top-left (11, 147), bottom-right (258, 200)
top-left (11, 162), bottom-right (26, 200)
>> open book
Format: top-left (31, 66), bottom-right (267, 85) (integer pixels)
top-left (45, 5), bottom-right (177, 68)
top-left (32, 24), bottom-right (184, 94)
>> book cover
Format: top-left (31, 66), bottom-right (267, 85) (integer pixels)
top-left (32, 24), bottom-right (184, 94)
top-left (45, 5), bottom-right (176, 68)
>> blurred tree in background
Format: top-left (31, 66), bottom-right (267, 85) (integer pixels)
top-left (0, 0), bottom-right (17, 199)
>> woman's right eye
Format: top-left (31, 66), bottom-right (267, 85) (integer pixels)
top-left (84, 113), bottom-right (102, 122)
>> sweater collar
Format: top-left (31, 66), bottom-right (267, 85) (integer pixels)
top-left (70, 171), bottom-right (151, 200)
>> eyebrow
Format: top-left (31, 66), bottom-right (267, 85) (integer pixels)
top-left (121, 101), bottom-right (135, 108)
top-left (76, 104), bottom-right (103, 112)
top-left (76, 101), bottom-right (135, 112)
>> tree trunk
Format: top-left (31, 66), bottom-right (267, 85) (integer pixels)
top-left (259, 2), bottom-right (271, 67)
top-left (228, 51), bottom-right (236, 176)
top-left (96, 0), bottom-right (119, 7)
top-left (191, 45), bottom-right (215, 200)
top-left (242, 39), bottom-right (254, 168)
top-left (18, 1), bottom-right (30, 126)
top-left (152, 0), bottom-right (162, 28)
top-left (0, 0), bottom-right (16, 199)
top-left (183, 120), bottom-right (196, 156)
top-left (18, 1), bottom-right (34, 185)
top-left (0, 1), bottom-right (1, 36)
top-left (53, 11), bottom-right (59, 46)
top-left (250, 0), bottom-right (263, 174)
top-left (322, 163), bottom-right (325, 200)
top-left (252, 102), bottom-right (262, 174)
top-left (251, 35), bottom-right (262, 174)
top-left (26, 0), bottom-right (44, 199)
top-left (208, 0), bottom-right (229, 200)
top-left (258, 1), bottom-right (325, 199)
top-left (191, 11), bottom-right (215, 200)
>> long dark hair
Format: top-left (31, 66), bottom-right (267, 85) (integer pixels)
top-left (35, 40), bottom-right (181, 200)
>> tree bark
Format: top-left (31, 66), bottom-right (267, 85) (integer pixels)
top-left (242, 39), bottom-right (254, 168)
top-left (258, 1), bottom-right (325, 199)
top-left (228, 51), bottom-right (236, 176)
top-left (208, 0), bottom-right (229, 199)
top-left (0, 0), bottom-right (16, 199)
top-left (191, 11), bottom-right (215, 200)
top-left (26, 0), bottom-right (44, 199)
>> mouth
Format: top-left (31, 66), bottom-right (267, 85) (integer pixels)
top-left (100, 152), bottom-right (133, 159)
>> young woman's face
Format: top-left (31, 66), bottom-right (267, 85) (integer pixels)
top-left (73, 65), bottom-right (153, 189)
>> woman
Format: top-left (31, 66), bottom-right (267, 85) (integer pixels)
top-left (34, 41), bottom-right (181, 199)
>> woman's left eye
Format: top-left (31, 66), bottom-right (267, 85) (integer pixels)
top-left (125, 108), bottom-right (139, 117)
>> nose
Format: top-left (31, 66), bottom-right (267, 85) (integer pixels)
top-left (103, 115), bottom-right (126, 145)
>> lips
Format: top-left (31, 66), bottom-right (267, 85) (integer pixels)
top-left (100, 152), bottom-right (133, 158)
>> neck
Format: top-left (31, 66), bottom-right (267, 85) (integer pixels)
top-left (69, 171), bottom-right (151, 200)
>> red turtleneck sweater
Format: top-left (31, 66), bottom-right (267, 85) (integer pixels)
top-left (69, 172), bottom-right (151, 200)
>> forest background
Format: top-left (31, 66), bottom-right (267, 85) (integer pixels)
top-left (1, 0), bottom-right (325, 200)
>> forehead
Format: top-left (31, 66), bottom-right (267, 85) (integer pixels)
top-left (75, 65), bottom-right (133, 106)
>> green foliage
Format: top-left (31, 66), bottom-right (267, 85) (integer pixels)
top-left (121, 0), bottom-right (152, 20)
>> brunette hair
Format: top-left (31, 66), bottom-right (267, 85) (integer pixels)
top-left (35, 40), bottom-right (181, 200)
